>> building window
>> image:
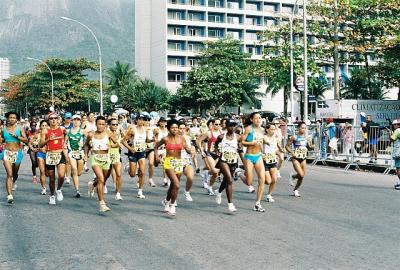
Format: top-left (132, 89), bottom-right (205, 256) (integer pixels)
top-left (168, 73), bottom-right (183, 82)
top-left (209, 29), bottom-right (222, 38)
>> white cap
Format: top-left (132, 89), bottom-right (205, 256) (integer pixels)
top-left (393, 119), bottom-right (399, 125)
top-left (72, 114), bottom-right (81, 120)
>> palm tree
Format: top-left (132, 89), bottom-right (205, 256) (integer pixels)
top-left (341, 69), bottom-right (388, 99)
top-left (106, 61), bottom-right (137, 92)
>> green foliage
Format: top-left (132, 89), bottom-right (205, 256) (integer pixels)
top-left (377, 45), bottom-right (400, 99)
top-left (340, 69), bottom-right (388, 99)
top-left (178, 38), bottom-right (261, 113)
top-left (1, 58), bottom-right (99, 114)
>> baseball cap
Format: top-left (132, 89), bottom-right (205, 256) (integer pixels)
top-left (159, 117), bottom-right (167, 122)
top-left (48, 112), bottom-right (58, 118)
top-left (136, 114), bottom-right (146, 120)
top-left (226, 119), bottom-right (237, 126)
top-left (72, 114), bottom-right (81, 120)
top-left (64, 112), bottom-right (72, 119)
top-left (393, 119), bottom-right (399, 125)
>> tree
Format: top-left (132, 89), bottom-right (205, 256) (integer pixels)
top-left (178, 38), bottom-right (261, 113)
top-left (340, 69), bottom-right (388, 99)
top-left (377, 44), bottom-right (400, 99)
top-left (259, 20), bottom-right (325, 118)
top-left (134, 79), bottom-right (171, 112)
top-left (1, 58), bottom-right (99, 114)
top-left (106, 61), bottom-right (137, 93)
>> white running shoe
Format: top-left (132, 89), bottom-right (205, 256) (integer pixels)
top-left (99, 202), bottom-right (111, 212)
top-left (148, 178), bottom-right (156, 187)
top-left (168, 204), bottom-right (176, 216)
top-left (228, 203), bottom-right (237, 212)
top-left (215, 192), bottom-right (222, 204)
top-left (184, 191), bottom-right (193, 202)
top-left (12, 183), bottom-right (17, 191)
top-left (293, 190), bottom-right (301, 197)
top-left (56, 190), bottom-right (63, 201)
top-left (65, 177), bottom-right (71, 185)
top-left (7, 194), bottom-right (14, 204)
top-left (248, 185), bottom-right (255, 193)
top-left (88, 181), bottom-right (95, 197)
top-left (104, 185), bottom-right (108, 194)
top-left (289, 173), bottom-right (296, 187)
top-left (137, 191), bottom-right (145, 199)
top-left (277, 171), bottom-right (282, 178)
top-left (163, 178), bottom-right (168, 186)
top-left (115, 193), bottom-right (123, 201)
top-left (202, 181), bottom-right (209, 189)
top-left (207, 186), bottom-right (215, 196)
top-left (164, 203), bottom-right (171, 213)
top-left (41, 188), bottom-right (47, 195)
top-left (253, 203), bottom-right (265, 212)
top-left (49, 195), bottom-right (56, 205)
top-left (266, 194), bottom-right (275, 203)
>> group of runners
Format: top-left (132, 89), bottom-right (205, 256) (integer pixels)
top-left (0, 110), bottom-right (315, 216)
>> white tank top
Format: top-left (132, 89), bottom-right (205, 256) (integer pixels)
top-left (91, 135), bottom-right (109, 151)
top-left (181, 135), bottom-right (191, 160)
top-left (220, 133), bottom-right (238, 164)
top-left (132, 128), bottom-right (147, 152)
top-left (263, 136), bottom-right (278, 164)
top-left (158, 128), bottom-right (168, 142)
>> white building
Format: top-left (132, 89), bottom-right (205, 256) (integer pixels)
top-left (0, 58), bottom-right (10, 116)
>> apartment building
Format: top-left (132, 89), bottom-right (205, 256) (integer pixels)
top-left (135, 0), bottom-right (326, 114)
top-left (0, 58), bottom-right (10, 116)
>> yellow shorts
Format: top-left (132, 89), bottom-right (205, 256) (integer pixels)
top-left (109, 151), bottom-right (121, 165)
top-left (91, 154), bottom-right (111, 170)
top-left (163, 157), bottom-right (184, 174)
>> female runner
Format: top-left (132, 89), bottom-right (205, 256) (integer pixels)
top-left (155, 119), bottom-right (192, 216)
top-left (178, 121), bottom-right (195, 202)
top-left (37, 120), bottom-right (49, 195)
top-left (153, 117), bottom-right (169, 186)
top-left (27, 120), bottom-right (40, 184)
top-left (285, 122), bottom-right (313, 197)
top-left (241, 112), bottom-right (266, 212)
top-left (0, 111), bottom-right (28, 203)
top-left (108, 117), bottom-right (123, 200)
top-left (214, 119), bottom-right (240, 212)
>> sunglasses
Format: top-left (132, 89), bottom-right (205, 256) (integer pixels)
top-left (111, 123), bottom-right (118, 126)
top-left (49, 117), bottom-right (58, 120)
top-left (215, 123), bottom-right (221, 126)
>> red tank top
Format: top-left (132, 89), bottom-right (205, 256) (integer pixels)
top-left (207, 131), bottom-right (221, 152)
top-left (46, 127), bottom-right (64, 151)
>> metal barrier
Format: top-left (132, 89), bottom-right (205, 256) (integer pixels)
top-left (282, 123), bottom-right (395, 174)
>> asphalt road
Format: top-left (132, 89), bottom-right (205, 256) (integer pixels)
top-left (0, 156), bottom-right (399, 270)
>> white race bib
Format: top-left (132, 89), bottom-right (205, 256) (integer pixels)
top-left (4, 150), bottom-right (17, 163)
top-left (46, 152), bottom-right (62, 165)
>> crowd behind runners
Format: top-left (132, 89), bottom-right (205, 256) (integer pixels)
top-left (1, 110), bottom-right (400, 215)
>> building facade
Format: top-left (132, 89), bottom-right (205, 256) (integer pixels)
top-left (0, 58), bottom-right (10, 116)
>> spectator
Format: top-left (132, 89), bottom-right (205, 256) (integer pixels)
top-left (326, 118), bottom-right (338, 159)
top-left (390, 119), bottom-right (400, 190)
top-left (343, 123), bottom-right (356, 161)
top-left (365, 115), bottom-right (380, 163)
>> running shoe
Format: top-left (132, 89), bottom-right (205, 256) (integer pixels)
top-left (49, 195), bottom-right (56, 205)
top-left (148, 178), bottom-right (156, 187)
top-left (215, 192), bottom-right (222, 204)
top-left (88, 181), bottom-right (95, 197)
top-left (293, 190), bottom-right (301, 197)
top-left (12, 183), bottom-right (17, 191)
top-left (289, 173), bottom-right (296, 187)
top-left (162, 199), bottom-right (169, 206)
top-left (7, 195), bottom-right (14, 204)
top-left (233, 168), bottom-right (244, 181)
top-left (253, 203), bottom-right (265, 212)
top-left (115, 193), bottom-right (123, 201)
top-left (84, 162), bottom-right (89, 172)
top-left (184, 191), bottom-right (193, 202)
top-left (65, 177), bottom-right (71, 185)
top-left (164, 203), bottom-right (171, 213)
top-left (163, 178), bottom-right (168, 186)
top-left (266, 194), bottom-right (275, 203)
top-left (41, 188), bottom-right (47, 195)
top-left (395, 183), bottom-right (400, 190)
top-left (228, 203), bottom-right (237, 212)
top-left (32, 176), bottom-right (38, 184)
top-left (173, 200), bottom-right (178, 207)
top-left (248, 185), bottom-right (255, 193)
top-left (99, 202), bottom-right (111, 212)
top-left (137, 191), bottom-right (145, 199)
top-left (202, 180), bottom-right (209, 189)
top-left (168, 204), bottom-right (176, 216)
top-left (75, 191), bottom-right (81, 198)
top-left (207, 186), bottom-right (215, 196)
top-left (56, 190), bottom-right (64, 201)
top-left (277, 171), bottom-right (282, 178)
top-left (104, 185), bottom-right (108, 194)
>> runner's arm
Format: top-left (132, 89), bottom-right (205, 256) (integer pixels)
top-left (285, 135), bottom-right (295, 155)
top-left (122, 127), bottom-right (135, 152)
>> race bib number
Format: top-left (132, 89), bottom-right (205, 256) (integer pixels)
top-left (71, 150), bottom-right (82, 160)
top-left (46, 152), bottom-right (62, 166)
top-left (222, 151), bottom-right (238, 164)
top-left (134, 141), bottom-right (146, 152)
top-left (146, 142), bottom-right (154, 150)
top-left (93, 153), bottom-right (110, 162)
top-left (110, 152), bottom-right (120, 163)
top-left (263, 152), bottom-right (277, 164)
top-left (4, 150), bottom-right (17, 163)
top-left (170, 158), bottom-right (184, 173)
top-left (294, 147), bottom-right (308, 159)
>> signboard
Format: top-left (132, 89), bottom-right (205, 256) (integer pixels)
top-left (316, 99), bottom-right (400, 126)
top-left (308, 95), bottom-right (316, 102)
top-left (295, 76), bottom-right (304, 91)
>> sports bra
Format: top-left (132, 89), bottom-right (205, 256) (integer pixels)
top-left (2, 126), bottom-right (22, 143)
top-left (166, 142), bottom-right (184, 151)
top-left (293, 135), bottom-right (308, 149)
top-left (91, 135), bottom-right (109, 151)
top-left (245, 126), bottom-right (264, 143)
top-left (208, 130), bottom-right (221, 152)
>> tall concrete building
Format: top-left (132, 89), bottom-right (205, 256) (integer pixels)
top-left (0, 58), bottom-right (10, 116)
top-left (135, 0), bottom-right (307, 113)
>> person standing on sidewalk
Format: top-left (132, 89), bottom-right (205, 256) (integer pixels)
top-left (390, 119), bottom-right (400, 190)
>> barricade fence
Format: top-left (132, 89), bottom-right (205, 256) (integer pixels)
top-left (281, 123), bottom-right (395, 174)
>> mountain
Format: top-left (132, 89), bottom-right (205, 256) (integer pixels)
top-left (0, 0), bottom-right (135, 75)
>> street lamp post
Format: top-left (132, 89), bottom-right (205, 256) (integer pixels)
top-left (289, 0), bottom-right (300, 124)
top-left (302, 0), bottom-right (308, 122)
top-left (26, 57), bottom-right (54, 109)
top-left (61, 16), bottom-right (103, 115)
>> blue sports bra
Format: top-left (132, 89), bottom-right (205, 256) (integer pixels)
top-left (293, 135), bottom-right (308, 149)
top-left (245, 126), bottom-right (255, 142)
top-left (2, 126), bottom-right (21, 143)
